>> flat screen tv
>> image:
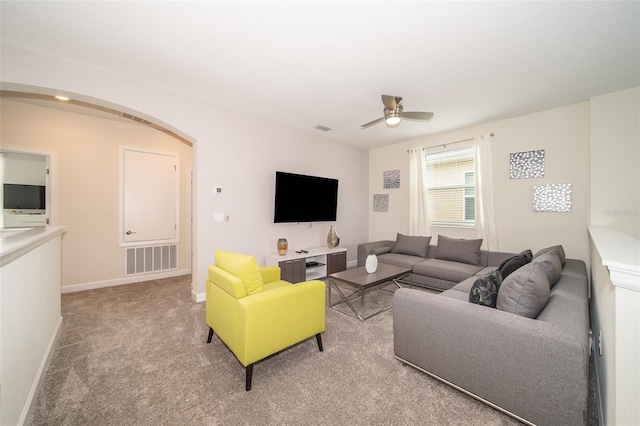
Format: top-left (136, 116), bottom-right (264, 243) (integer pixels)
top-left (3, 184), bottom-right (46, 210)
top-left (274, 171), bottom-right (338, 223)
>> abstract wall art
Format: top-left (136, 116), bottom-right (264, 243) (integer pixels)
top-left (533, 183), bottom-right (572, 212)
top-left (373, 194), bottom-right (389, 212)
top-left (510, 150), bottom-right (545, 179)
top-left (383, 169), bottom-right (400, 189)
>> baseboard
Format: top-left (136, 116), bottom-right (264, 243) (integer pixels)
top-left (20, 315), bottom-right (63, 426)
top-left (192, 289), bottom-right (205, 303)
top-left (61, 269), bottom-right (191, 293)
top-left (594, 354), bottom-right (605, 426)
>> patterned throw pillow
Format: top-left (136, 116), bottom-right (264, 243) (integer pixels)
top-left (469, 270), bottom-right (503, 308)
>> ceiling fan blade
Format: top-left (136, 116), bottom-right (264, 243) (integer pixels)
top-left (381, 95), bottom-right (396, 110)
top-left (360, 116), bottom-right (385, 129)
top-left (402, 111), bottom-right (434, 121)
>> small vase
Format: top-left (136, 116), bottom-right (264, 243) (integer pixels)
top-left (327, 226), bottom-right (340, 248)
top-left (365, 254), bottom-right (378, 273)
top-left (277, 238), bottom-right (288, 256)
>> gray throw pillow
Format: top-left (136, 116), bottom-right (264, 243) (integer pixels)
top-left (392, 233), bottom-right (431, 258)
top-left (469, 270), bottom-right (503, 308)
top-left (532, 252), bottom-right (562, 287)
top-left (533, 245), bottom-right (566, 265)
top-left (497, 262), bottom-right (550, 318)
top-left (435, 235), bottom-right (483, 265)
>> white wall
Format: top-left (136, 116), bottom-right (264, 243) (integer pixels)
top-left (369, 102), bottom-right (591, 262)
top-left (590, 87), bottom-right (640, 239)
top-left (0, 99), bottom-right (193, 288)
top-left (0, 46), bottom-right (369, 300)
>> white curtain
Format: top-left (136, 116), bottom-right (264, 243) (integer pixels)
top-left (474, 133), bottom-right (498, 250)
top-left (408, 147), bottom-right (430, 236)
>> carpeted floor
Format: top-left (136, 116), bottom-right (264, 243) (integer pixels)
top-left (27, 275), bottom-right (598, 425)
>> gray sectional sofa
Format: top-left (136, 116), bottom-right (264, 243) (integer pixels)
top-left (358, 235), bottom-right (590, 425)
top-left (357, 234), bottom-right (514, 290)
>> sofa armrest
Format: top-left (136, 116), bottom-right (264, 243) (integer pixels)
top-left (357, 240), bottom-right (395, 267)
top-left (393, 288), bottom-right (588, 425)
top-left (237, 280), bottom-right (326, 365)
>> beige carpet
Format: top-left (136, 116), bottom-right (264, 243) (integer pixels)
top-left (27, 275), bottom-right (597, 425)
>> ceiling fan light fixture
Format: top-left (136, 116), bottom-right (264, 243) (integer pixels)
top-left (384, 106), bottom-right (402, 127)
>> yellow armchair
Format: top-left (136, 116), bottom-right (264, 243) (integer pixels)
top-left (206, 250), bottom-right (326, 390)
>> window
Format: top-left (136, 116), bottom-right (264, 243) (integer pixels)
top-left (464, 171), bottom-right (475, 222)
top-left (425, 147), bottom-right (475, 226)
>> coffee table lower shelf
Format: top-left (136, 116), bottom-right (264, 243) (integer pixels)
top-left (328, 264), bottom-right (411, 322)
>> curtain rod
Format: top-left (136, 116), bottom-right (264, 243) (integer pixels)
top-left (407, 133), bottom-right (495, 153)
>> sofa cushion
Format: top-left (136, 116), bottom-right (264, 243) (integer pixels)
top-left (377, 253), bottom-right (426, 269)
top-left (532, 252), bottom-right (562, 287)
top-left (469, 270), bottom-right (503, 308)
top-left (498, 249), bottom-right (532, 279)
top-left (533, 245), bottom-right (566, 265)
top-left (497, 262), bottom-right (550, 318)
top-left (413, 258), bottom-right (484, 283)
top-left (215, 250), bottom-right (264, 295)
top-left (435, 235), bottom-right (483, 265)
top-left (392, 233), bottom-right (431, 258)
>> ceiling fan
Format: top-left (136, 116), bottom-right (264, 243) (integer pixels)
top-left (361, 95), bottom-right (434, 129)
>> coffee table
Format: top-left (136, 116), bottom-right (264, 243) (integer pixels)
top-left (328, 263), bottom-right (411, 321)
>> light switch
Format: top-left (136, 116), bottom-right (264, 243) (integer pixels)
top-left (214, 212), bottom-right (224, 222)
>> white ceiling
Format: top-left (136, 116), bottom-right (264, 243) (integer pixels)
top-left (1, 1), bottom-right (638, 149)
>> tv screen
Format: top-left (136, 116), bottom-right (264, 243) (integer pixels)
top-left (3, 184), bottom-right (46, 210)
top-left (274, 171), bottom-right (338, 223)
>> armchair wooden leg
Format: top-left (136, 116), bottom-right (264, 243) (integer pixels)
top-left (246, 364), bottom-right (254, 391)
top-left (316, 333), bottom-right (324, 352)
top-left (207, 327), bottom-right (214, 343)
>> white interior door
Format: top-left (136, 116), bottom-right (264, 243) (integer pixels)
top-left (123, 149), bottom-right (177, 244)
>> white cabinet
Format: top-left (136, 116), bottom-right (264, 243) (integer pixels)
top-left (3, 212), bottom-right (47, 227)
top-left (266, 247), bottom-right (347, 282)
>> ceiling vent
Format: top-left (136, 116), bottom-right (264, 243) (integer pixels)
top-left (121, 112), bottom-right (153, 126)
top-left (314, 124), bottom-right (331, 132)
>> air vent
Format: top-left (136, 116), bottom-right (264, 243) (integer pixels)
top-left (125, 244), bottom-right (177, 276)
top-left (121, 112), bottom-right (153, 126)
top-left (314, 125), bottom-right (332, 132)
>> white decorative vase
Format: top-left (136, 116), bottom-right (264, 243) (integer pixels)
top-left (327, 226), bottom-right (340, 248)
top-left (365, 254), bottom-right (378, 273)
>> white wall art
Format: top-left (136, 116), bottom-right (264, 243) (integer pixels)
top-left (383, 169), bottom-right (400, 189)
top-left (533, 183), bottom-right (572, 212)
top-left (373, 194), bottom-right (389, 212)
top-left (510, 150), bottom-right (545, 179)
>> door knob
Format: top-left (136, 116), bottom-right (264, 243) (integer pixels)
top-left (126, 230), bottom-right (137, 235)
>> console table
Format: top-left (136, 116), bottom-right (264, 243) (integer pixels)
top-left (266, 246), bottom-right (347, 283)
